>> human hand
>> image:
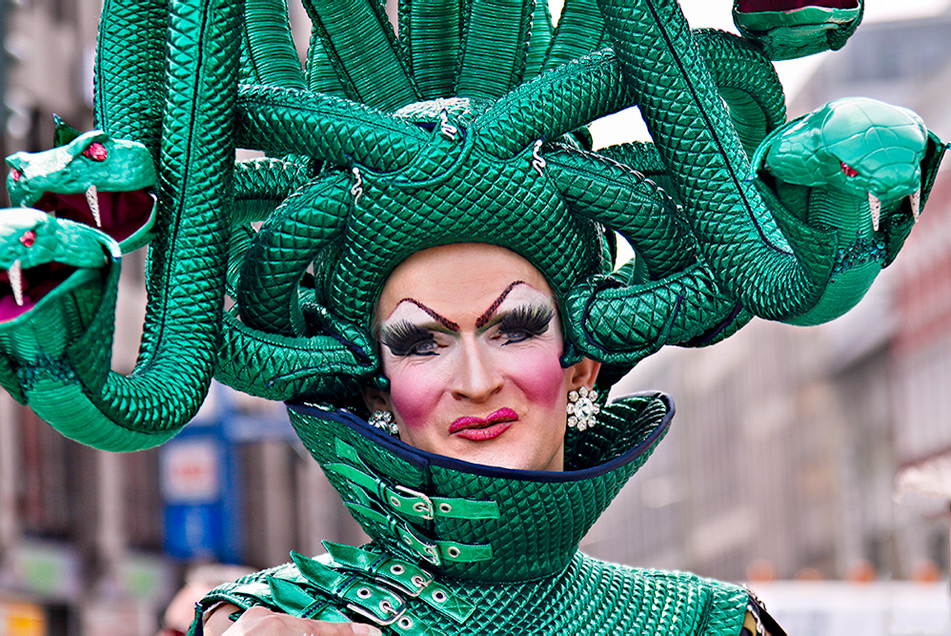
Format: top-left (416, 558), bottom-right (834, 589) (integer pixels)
top-left (208, 605), bottom-right (382, 636)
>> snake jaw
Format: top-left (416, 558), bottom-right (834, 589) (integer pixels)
top-left (0, 212), bottom-right (117, 324)
top-left (867, 182), bottom-right (922, 232)
top-left (32, 186), bottom-right (155, 243)
top-left (0, 257), bottom-right (88, 323)
top-left (865, 187), bottom-right (918, 232)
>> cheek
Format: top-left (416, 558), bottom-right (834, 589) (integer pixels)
top-left (385, 362), bottom-right (449, 431)
top-left (505, 345), bottom-right (569, 407)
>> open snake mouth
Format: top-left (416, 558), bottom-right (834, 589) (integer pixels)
top-left (33, 187), bottom-right (155, 244)
top-left (0, 261), bottom-right (77, 323)
top-left (735, 0), bottom-right (859, 10)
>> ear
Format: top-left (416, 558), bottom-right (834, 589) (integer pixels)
top-left (567, 356), bottom-right (601, 390)
top-left (362, 386), bottom-right (393, 413)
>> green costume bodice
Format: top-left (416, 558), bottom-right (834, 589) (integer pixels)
top-left (197, 393), bottom-right (753, 634)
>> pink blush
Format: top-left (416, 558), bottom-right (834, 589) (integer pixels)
top-left (500, 346), bottom-right (566, 409)
top-left (386, 367), bottom-right (447, 431)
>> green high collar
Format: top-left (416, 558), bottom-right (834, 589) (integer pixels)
top-left (196, 392), bottom-right (755, 635)
top-left (287, 392), bottom-right (672, 583)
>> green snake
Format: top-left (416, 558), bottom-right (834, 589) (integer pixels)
top-left (0, 0), bottom-right (944, 450)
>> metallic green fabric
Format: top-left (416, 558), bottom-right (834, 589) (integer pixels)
top-left (197, 394), bottom-right (750, 634)
top-left (293, 394), bottom-right (669, 581)
top-left (0, 0), bottom-right (943, 452)
top-left (204, 553), bottom-right (748, 634)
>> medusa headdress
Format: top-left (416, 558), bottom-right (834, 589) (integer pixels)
top-left (0, 0), bottom-right (944, 451)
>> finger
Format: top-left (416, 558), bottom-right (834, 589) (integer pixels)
top-left (222, 605), bottom-right (382, 635)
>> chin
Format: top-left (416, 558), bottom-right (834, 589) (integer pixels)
top-left (452, 447), bottom-right (556, 472)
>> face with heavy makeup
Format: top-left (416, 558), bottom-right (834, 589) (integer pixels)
top-left (365, 243), bottom-right (600, 472)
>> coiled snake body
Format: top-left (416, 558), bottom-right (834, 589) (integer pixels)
top-left (0, 0), bottom-right (943, 450)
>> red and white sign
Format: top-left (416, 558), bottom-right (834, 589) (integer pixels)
top-left (160, 440), bottom-right (221, 503)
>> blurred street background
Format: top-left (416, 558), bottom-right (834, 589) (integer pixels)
top-left (1, 0), bottom-right (950, 633)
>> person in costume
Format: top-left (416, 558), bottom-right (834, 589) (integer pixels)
top-left (0, 0), bottom-right (944, 634)
top-left (200, 242), bottom-right (786, 635)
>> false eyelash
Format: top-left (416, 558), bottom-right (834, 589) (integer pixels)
top-left (380, 320), bottom-right (436, 356)
top-left (496, 304), bottom-right (553, 339)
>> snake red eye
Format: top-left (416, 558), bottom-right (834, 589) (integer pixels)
top-left (10, 169), bottom-right (21, 182)
top-left (841, 162), bottom-right (858, 177)
top-left (20, 231), bottom-right (36, 247)
top-left (83, 143), bottom-right (108, 161)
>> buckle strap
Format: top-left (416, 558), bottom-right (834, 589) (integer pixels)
top-left (323, 541), bottom-right (433, 595)
top-left (347, 503), bottom-right (493, 567)
top-left (283, 553), bottom-right (444, 634)
top-left (387, 611), bottom-right (445, 635)
top-left (323, 542), bottom-right (475, 624)
top-left (267, 576), bottom-right (349, 622)
top-left (268, 566), bottom-right (441, 635)
top-left (290, 551), bottom-right (406, 624)
top-left (325, 461), bottom-right (499, 522)
top-left (434, 539), bottom-right (493, 563)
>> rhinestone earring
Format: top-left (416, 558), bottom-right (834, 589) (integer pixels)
top-left (566, 386), bottom-right (600, 431)
top-left (368, 410), bottom-right (398, 435)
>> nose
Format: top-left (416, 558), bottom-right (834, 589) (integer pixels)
top-left (450, 337), bottom-right (503, 402)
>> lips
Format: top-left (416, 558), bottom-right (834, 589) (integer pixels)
top-left (449, 408), bottom-right (518, 441)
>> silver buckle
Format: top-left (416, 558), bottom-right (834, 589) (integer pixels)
top-left (395, 525), bottom-right (442, 566)
top-left (394, 484), bottom-right (434, 520)
top-left (416, 541), bottom-right (441, 566)
top-left (373, 565), bottom-right (434, 598)
top-left (346, 599), bottom-right (405, 626)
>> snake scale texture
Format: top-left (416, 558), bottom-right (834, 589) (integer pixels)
top-left (0, 0), bottom-right (945, 450)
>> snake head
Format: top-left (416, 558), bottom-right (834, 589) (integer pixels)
top-left (763, 97), bottom-right (929, 230)
top-left (0, 208), bottom-right (116, 324)
top-left (5, 129), bottom-right (157, 252)
top-left (733, 1), bottom-right (863, 60)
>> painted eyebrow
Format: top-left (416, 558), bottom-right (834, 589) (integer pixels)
top-left (391, 298), bottom-right (460, 331)
top-left (475, 280), bottom-right (528, 328)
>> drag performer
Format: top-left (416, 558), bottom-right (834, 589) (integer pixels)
top-left (0, 0), bottom-right (943, 633)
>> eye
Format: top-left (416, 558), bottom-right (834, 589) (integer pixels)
top-left (10, 169), bottom-right (21, 182)
top-left (380, 321), bottom-right (440, 357)
top-left (494, 305), bottom-right (553, 344)
top-left (841, 162), bottom-right (859, 177)
top-left (407, 339), bottom-right (438, 356)
top-left (83, 143), bottom-right (108, 161)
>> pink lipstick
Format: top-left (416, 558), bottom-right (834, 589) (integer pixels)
top-left (450, 408), bottom-right (518, 441)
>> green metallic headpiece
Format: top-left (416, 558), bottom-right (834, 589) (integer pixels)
top-left (0, 0), bottom-right (944, 451)
top-left (237, 97), bottom-right (609, 345)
